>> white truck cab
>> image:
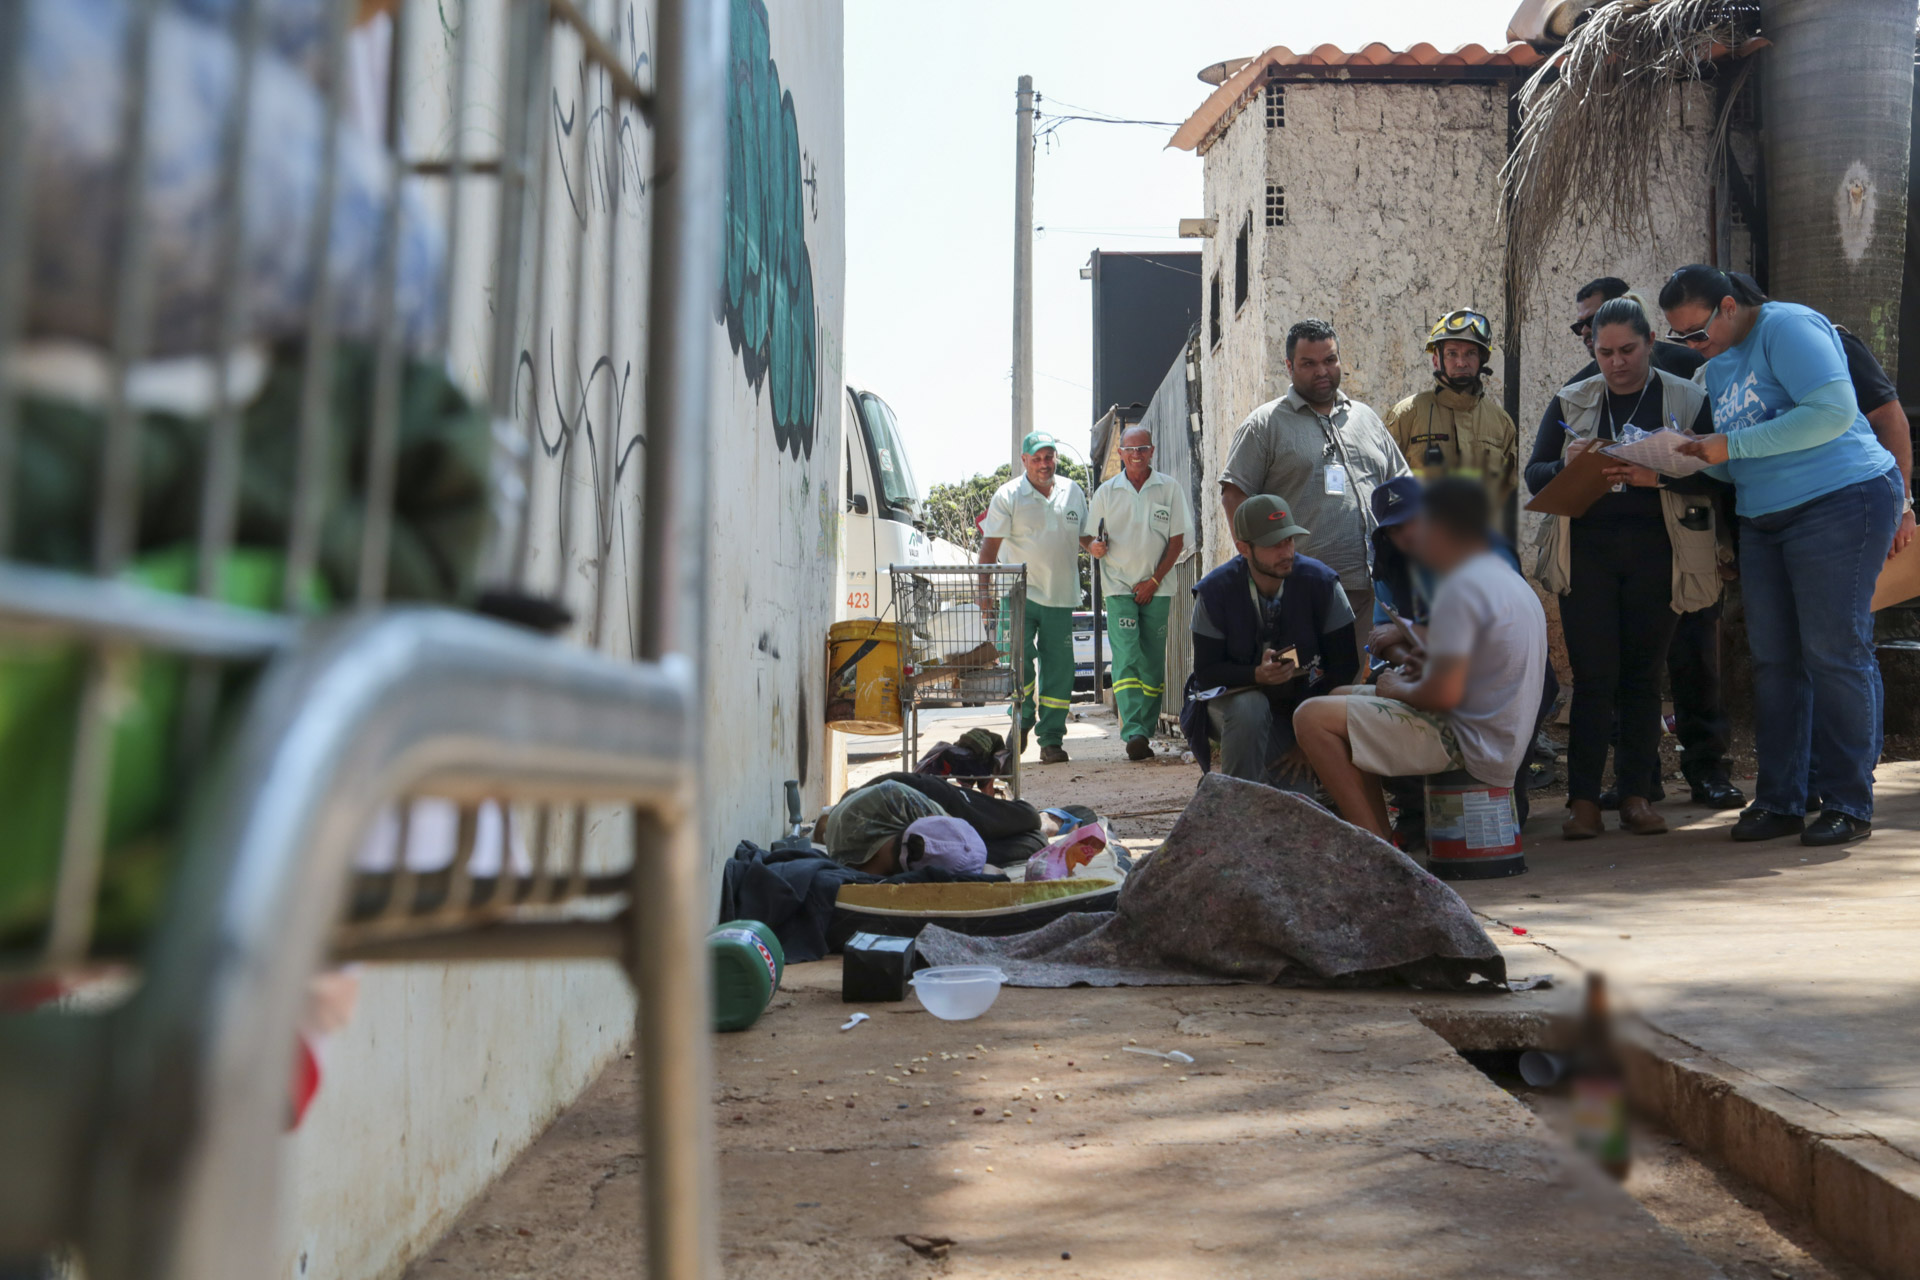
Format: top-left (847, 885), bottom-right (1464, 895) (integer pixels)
top-left (840, 385), bottom-right (967, 621)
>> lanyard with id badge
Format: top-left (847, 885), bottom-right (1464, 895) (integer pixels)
top-left (1324, 449), bottom-right (1349, 496)
top-left (1313, 409), bottom-right (1373, 573)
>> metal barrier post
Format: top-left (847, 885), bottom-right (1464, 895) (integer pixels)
top-left (634, 0), bottom-right (728, 1275)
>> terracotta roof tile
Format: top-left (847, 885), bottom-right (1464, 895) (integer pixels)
top-left (1173, 41), bottom-right (1544, 153)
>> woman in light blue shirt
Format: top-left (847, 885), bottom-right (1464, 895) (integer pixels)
top-left (1662, 266), bottom-right (1901, 847)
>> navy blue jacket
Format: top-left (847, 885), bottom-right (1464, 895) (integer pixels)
top-left (1179, 553), bottom-right (1359, 769)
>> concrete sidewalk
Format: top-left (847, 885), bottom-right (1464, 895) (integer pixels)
top-left (1458, 765), bottom-right (1920, 1171)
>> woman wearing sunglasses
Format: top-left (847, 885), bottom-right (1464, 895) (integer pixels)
top-left (1526, 296), bottom-right (1727, 840)
top-left (1660, 265), bottom-right (1901, 847)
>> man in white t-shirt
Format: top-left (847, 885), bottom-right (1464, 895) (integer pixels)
top-left (1292, 478), bottom-right (1547, 840)
top-left (981, 432), bottom-right (1090, 763)
top-left (1083, 424), bottom-right (1193, 761)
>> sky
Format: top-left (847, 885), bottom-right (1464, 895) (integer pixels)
top-left (843, 0), bottom-right (1524, 490)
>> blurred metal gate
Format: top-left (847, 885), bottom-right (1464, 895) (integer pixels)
top-left (0, 2), bottom-right (726, 1278)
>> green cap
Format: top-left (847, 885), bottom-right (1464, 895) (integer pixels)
top-left (1021, 431), bottom-right (1059, 456)
top-left (1232, 494), bottom-right (1310, 547)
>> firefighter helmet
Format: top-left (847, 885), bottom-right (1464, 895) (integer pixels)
top-left (1424, 308), bottom-right (1494, 356)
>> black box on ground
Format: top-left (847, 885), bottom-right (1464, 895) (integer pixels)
top-left (842, 931), bottom-right (918, 1002)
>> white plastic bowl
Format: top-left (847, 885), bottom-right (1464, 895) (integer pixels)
top-left (908, 966), bottom-right (1008, 1021)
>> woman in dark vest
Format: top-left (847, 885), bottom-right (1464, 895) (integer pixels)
top-left (1525, 297), bottom-right (1727, 840)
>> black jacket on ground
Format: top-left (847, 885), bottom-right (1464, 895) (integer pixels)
top-left (718, 842), bottom-right (1001, 963)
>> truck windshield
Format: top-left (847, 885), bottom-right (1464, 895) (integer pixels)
top-left (856, 392), bottom-right (920, 519)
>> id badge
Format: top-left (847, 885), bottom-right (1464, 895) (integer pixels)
top-left (1324, 463), bottom-right (1349, 496)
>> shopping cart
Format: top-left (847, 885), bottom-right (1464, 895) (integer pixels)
top-left (0, 2), bottom-right (724, 1279)
top-left (888, 563), bottom-right (1026, 799)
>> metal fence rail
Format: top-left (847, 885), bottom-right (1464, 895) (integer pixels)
top-left (0, 2), bottom-right (725, 1278)
top-left (889, 562), bottom-right (1027, 799)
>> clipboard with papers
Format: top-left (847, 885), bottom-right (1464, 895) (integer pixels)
top-left (1523, 446), bottom-right (1616, 518)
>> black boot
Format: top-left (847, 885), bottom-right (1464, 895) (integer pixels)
top-left (1687, 773), bottom-right (1745, 810)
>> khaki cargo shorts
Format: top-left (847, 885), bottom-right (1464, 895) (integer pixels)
top-left (1342, 685), bottom-right (1464, 778)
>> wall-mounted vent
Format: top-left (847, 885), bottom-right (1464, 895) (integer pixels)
top-left (1265, 184), bottom-right (1286, 227)
top-left (1265, 77), bottom-right (1286, 128)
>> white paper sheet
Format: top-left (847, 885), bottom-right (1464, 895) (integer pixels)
top-left (1597, 428), bottom-right (1714, 478)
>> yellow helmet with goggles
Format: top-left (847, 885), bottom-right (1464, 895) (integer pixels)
top-left (1424, 308), bottom-right (1494, 356)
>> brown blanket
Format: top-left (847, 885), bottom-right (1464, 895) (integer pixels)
top-left (915, 773), bottom-right (1508, 990)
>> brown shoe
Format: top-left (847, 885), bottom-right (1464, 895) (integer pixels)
top-left (1562, 799), bottom-right (1604, 840)
top-left (1619, 796), bottom-right (1668, 835)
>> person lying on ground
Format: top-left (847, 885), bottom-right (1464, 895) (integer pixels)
top-left (1177, 494), bottom-right (1359, 790)
top-left (1292, 479), bottom-right (1547, 840)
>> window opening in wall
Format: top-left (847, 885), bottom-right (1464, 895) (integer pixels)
top-left (1265, 184), bottom-right (1287, 228)
top-left (1209, 269), bottom-right (1223, 347)
top-left (1233, 213), bottom-right (1250, 311)
top-left (1730, 81), bottom-right (1758, 128)
top-left (1265, 77), bottom-right (1286, 128)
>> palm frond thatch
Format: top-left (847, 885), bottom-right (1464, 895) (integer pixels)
top-left (1502, 0), bottom-right (1762, 312)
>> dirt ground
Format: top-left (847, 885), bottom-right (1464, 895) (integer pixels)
top-left (405, 701), bottom-right (1879, 1280)
top-left (407, 978), bottom-right (1722, 1280)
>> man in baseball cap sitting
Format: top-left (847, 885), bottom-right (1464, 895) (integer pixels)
top-left (1177, 494), bottom-right (1360, 787)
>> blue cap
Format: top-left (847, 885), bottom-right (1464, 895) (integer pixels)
top-left (1371, 475), bottom-right (1422, 529)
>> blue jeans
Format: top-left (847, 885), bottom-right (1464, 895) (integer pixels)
top-left (1740, 469), bottom-right (1901, 821)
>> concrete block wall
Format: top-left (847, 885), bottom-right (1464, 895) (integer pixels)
top-left (276, 2), bottom-right (845, 1277)
top-left (1191, 76), bottom-right (1725, 584)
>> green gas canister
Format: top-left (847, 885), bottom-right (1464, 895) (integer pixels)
top-left (709, 920), bottom-right (786, 1032)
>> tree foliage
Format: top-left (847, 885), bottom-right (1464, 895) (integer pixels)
top-left (922, 458), bottom-right (1093, 552)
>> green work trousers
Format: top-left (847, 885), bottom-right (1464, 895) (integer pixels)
top-left (1015, 602), bottom-right (1076, 748)
top-left (1104, 593), bottom-right (1171, 741)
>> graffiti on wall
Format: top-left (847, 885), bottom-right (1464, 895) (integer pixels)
top-left (721, 0), bottom-right (819, 460)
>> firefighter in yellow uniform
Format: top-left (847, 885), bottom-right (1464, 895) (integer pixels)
top-left (1383, 308), bottom-right (1517, 508)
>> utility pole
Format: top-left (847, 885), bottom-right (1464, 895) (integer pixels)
top-left (1011, 75), bottom-right (1034, 469)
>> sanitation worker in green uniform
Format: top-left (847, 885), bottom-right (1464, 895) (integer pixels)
top-left (1084, 424), bottom-right (1192, 761)
top-left (981, 432), bottom-right (1089, 763)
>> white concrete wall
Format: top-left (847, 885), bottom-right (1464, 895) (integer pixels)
top-left (1514, 88), bottom-right (1717, 467)
top-left (277, 3), bottom-right (845, 1277)
top-left (1196, 101), bottom-right (1272, 567)
top-left (702, 0), bottom-right (847, 885)
top-left (1192, 78), bottom-right (1722, 571)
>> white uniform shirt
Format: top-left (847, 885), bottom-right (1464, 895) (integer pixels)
top-left (1088, 468), bottom-right (1193, 599)
top-left (982, 473), bottom-right (1089, 609)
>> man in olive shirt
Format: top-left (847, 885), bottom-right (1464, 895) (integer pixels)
top-left (1220, 317), bottom-right (1410, 656)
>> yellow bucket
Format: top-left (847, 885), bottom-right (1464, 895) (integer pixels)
top-left (826, 620), bottom-right (905, 735)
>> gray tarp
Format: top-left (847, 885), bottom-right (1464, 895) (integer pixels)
top-left (915, 773), bottom-right (1507, 990)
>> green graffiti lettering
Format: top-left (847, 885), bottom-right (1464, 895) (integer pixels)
top-left (721, 0), bottom-right (818, 459)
